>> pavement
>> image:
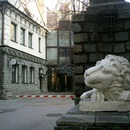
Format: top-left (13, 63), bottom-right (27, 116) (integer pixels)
top-left (0, 97), bottom-right (75, 130)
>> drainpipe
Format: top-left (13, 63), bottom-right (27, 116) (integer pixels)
top-left (45, 30), bottom-right (48, 61)
top-left (0, 5), bottom-right (5, 46)
top-left (0, 5), bottom-right (6, 96)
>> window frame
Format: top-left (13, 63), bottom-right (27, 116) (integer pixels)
top-left (12, 64), bottom-right (19, 83)
top-left (20, 27), bottom-right (25, 45)
top-left (59, 47), bottom-right (70, 57)
top-left (28, 32), bottom-right (33, 48)
top-left (30, 67), bottom-right (35, 84)
top-left (38, 37), bottom-right (41, 53)
top-left (22, 65), bottom-right (28, 83)
top-left (10, 22), bottom-right (17, 42)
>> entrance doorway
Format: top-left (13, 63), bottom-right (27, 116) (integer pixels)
top-left (58, 74), bottom-right (73, 92)
top-left (47, 66), bottom-right (73, 92)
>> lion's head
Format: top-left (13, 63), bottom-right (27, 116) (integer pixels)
top-left (84, 54), bottom-right (130, 101)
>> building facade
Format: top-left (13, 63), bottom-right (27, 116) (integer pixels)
top-left (0, 0), bottom-right (48, 98)
top-left (46, 4), bottom-right (74, 92)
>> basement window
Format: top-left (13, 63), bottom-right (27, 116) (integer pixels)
top-left (98, 10), bottom-right (118, 32)
top-left (12, 64), bottom-right (19, 83)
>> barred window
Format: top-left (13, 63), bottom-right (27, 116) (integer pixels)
top-left (12, 64), bottom-right (19, 83)
top-left (22, 65), bottom-right (27, 83)
top-left (30, 67), bottom-right (35, 83)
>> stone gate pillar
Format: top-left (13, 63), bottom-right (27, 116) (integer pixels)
top-left (72, 0), bottom-right (130, 99)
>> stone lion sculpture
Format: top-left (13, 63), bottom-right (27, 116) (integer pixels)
top-left (80, 54), bottom-right (130, 101)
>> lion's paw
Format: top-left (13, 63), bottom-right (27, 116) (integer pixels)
top-left (80, 90), bottom-right (93, 100)
top-left (91, 92), bottom-right (105, 101)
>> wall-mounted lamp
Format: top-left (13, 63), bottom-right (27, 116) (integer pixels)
top-left (39, 69), bottom-right (47, 79)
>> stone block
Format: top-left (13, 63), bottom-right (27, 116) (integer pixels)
top-left (73, 33), bottom-right (88, 43)
top-left (119, 11), bottom-right (130, 19)
top-left (73, 45), bottom-right (82, 53)
top-left (98, 44), bottom-right (113, 52)
top-left (96, 112), bottom-right (129, 126)
top-left (72, 23), bottom-right (82, 33)
top-left (112, 127), bottom-right (123, 130)
top-left (84, 22), bottom-right (95, 32)
top-left (74, 75), bottom-right (84, 84)
top-left (79, 101), bottom-right (130, 112)
top-left (90, 32), bottom-right (100, 42)
top-left (73, 55), bottom-right (87, 64)
top-left (115, 23), bottom-right (123, 31)
top-left (87, 128), bottom-right (105, 130)
top-left (55, 105), bottom-right (130, 130)
top-left (73, 66), bottom-right (84, 74)
top-left (96, 25), bottom-right (104, 33)
top-left (85, 14), bottom-right (98, 22)
top-left (56, 114), bottom-right (95, 126)
top-left (102, 34), bottom-right (114, 43)
top-left (114, 44), bottom-right (125, 53)
top-left (89, 53), bottom-right (103, 62)
top-left (84, 44), bottom-right (96, 53)
top-left (72, 13), bottom-right (85, 22)
top-left (92, 0), bottom-right (124, 4)
top-left (124, 21), bottom-right (130, 30)
top-left (126, 42), bottom-right (130, 51)
top-left (121, 53), bottom-right (130, 61)
top-left (115, 32), bottom-right (129, 42)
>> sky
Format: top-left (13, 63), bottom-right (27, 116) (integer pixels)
top-left (44, 0), bottom-right (57, 10)
top-left (45, 0), bottom-right (68, 10)
top-left (45, 0), bottom-right (130, 10)
top-left (126, 0), bottom-right (130, 2)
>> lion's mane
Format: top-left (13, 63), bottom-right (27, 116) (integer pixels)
top-left (99, 55), bottom-right (130, 101)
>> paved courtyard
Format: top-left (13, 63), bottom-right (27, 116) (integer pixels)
top-left (0, 97), bottom-right (74, 130)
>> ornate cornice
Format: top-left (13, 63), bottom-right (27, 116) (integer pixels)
top-left (0, 46), bottom-right (47, 65)
top-left (0, 4), bottom-right (7, 15)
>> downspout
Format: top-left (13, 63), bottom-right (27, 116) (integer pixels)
top-left (0, 5), bottom-right (5, 96)
top-left (0, 5), bottom-right (5, 46)
top-left (45, 30), bottom-right (48, 61)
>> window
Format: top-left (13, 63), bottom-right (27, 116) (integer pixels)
top-left (20, 28), bottom-right (25, 45)
top-left (59, 48), bottom-right (70, 57)
top-left (22, 65), bottom-right (27, 83)
top-left (28, 32), bottom-right (32, 48)
top-left (12, 64), bottom-right (19, 83)
top-left (10, 22), bottom-right (17, 42)
top-left (38, 38), bottom-right (41, 53)
top-left (30, 67), bottom-right (35, 83)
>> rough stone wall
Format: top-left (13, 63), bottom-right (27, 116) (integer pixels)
top-left (72, 1), bottom-right (130, 93)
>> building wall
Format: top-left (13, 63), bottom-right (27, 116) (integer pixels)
top-left (4, 8), bottom-right (46, 59)
top-left (2, 50), bottom-right (47, 95)
top-left (0, 2), bottom-right (48, 97)
top-left (72, 1), bottom-right (130, 93)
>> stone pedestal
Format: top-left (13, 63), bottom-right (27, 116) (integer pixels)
top-left (54, 105), bottom-right (130, 130)
top-left (80, 100), bottom-right (130, 112)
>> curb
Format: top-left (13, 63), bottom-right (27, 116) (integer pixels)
top-left (16, 95), bottom-right (75, 98)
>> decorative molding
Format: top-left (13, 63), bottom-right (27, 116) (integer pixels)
top-left (0, 5), bottom-right (8, 15)
top-left (0, 47), bottom-right (47, 65)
